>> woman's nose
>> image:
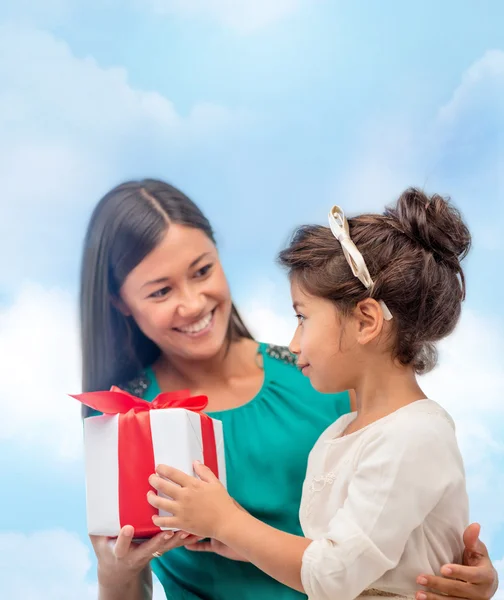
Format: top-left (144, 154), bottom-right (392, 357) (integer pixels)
top-left (177, 288), bottom-right (206, 320)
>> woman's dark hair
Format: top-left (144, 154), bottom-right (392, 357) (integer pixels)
top-left (278, 187), bottom-right (471, 374)
top-left (80, 179), bottom-right (253, 403)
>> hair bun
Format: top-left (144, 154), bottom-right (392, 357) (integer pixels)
top-left (385, 187), bottom-right (471, 268)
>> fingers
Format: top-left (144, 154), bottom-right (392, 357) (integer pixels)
top-left (463, 523), bottom-right (483, 553)
top-left (149, 474), bottom-right (181, 499)
top-left (181, 534), bottom-right (204, 545)
top-left (193, 460), bottom-right (219, 483)
top-left (114, 529), bottom-right (176, 562)
top-left (130, 534), bottom-right (167, 564)
top-left (92, 527), bottom-right (191, 569)
top-left (467, 538), bottom-right (489, 560)
top-left (151, 515), bottom-right (179, 529)
top-left (416, 573), bottom-right (479, 600)
top-left (416, 593), bottom-right (460, 600)
top-left (147, 490), bottom-right (177, 514)
top-left (185, 541), bottom-right (213, 552)
top-left (142, 531), bottom-right (172, 556)
top-left (160, 531), bottom-right (203, 549)
top-left (89, 534), bottom-right (108, 552)
top-left (440, 564), bottom-right (493, 585)
top-left (140, 530), bottom-right (200, 561)
top-left (155, 464), bottom-right (194, 488)
top-left (113, 525), bottom-right (135, 559)
top-left (169, 531), bottom-right (192, 545)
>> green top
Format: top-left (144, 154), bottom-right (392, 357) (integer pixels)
top-left (94, 343), bottom-right (351, 599)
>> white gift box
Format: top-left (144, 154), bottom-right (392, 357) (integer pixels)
top-left (76, 393), bottom-right (226, 538)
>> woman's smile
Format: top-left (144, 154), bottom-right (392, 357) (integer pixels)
top-left (172, 308), bottom-right (216, 337)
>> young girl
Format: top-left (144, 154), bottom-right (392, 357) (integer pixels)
top-left (147, 188), bottom-right (472, 599)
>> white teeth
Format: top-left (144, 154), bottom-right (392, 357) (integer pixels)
top-left (178, 312), bottom-right (213, 334)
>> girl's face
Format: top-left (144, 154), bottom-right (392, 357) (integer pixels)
top-left (119, 224), bottom-right (233, 362)
top-left (289, 278), bottom-right (361, 394)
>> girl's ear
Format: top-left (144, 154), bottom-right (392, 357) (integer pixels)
top-left (353, 298), bottom-right (385, 345)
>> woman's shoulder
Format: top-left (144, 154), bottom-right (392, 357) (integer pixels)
top-left (261, 342), bottom-right (298, 367)
top-left (119, 369), bottom-right (153, 399)
top-left (260, 342), bottom-right (351, 416)
top-left (83, 374), bottom-right (152, 418)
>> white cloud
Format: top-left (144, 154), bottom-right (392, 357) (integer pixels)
top-left (332, 50), bottom-right (504, 249)
top-left (422, 310), bottom-right (504, 417)
top-left (0, 24), bottom-right (249, 287)
top-left (0, 283), bottom-right (83, 461)
top-left (243, 301), bottom-right (294, 346)
top-left (420, 311), bottom-right (504, 543)
top-left (330, 116), bottom-right (421, 214)
top-left (433, 51), bottom-right (504, 226)
top-left (143, 0), bottom-right (303, 33)
top-left (1, 29), bottom-right (170, 131)
top-left (0, 23), bottom-right (247, 151)
top-left (0, 530), bottom-right (96, 600)
top-left (437, 50), bottom-right (504, 124)
top-left (239, 279), bottom-right (295, 346)
top-left (0, 527), bottom-right (169, 599)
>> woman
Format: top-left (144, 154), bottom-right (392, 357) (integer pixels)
top-left (80, 179), bottom-right (498, 600)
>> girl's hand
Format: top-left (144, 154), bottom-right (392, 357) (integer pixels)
top-left (415, 524), bottom-right (498, 600)
top-left (92, 525), bottom-right (201, 589)
top-left (147, 461), bottom-right (238, 540)
top-left (183, 486), bottom-right (251, 562)
top-left (185, 539), bottom-right (249, 562)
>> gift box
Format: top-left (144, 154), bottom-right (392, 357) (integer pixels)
top-left (71, 387), bottom-right (226, 538)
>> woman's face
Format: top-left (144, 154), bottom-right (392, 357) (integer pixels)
top-left (119, 224), bottom-right (233, 362)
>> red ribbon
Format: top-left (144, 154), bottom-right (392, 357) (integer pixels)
top-left (72, 388), bottom-right (219, 538)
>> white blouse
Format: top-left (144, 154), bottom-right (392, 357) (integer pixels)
top-left (300, 399), bottom-right (468, 600)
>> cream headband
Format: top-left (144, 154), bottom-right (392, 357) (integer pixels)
top-left (328, 206), bottom-right (393, 321)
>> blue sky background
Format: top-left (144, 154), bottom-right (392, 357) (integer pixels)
top-left (0, 1), bottom-right (503, 597)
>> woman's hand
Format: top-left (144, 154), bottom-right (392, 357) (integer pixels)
top-left (147, 461), bottom-right (238, 540)
top-left (185, 538), bottom-right (249, 562)
top-left (92, 524), bottom-right (201, 589)
top-left (416, 523), bottom-right (499, 600)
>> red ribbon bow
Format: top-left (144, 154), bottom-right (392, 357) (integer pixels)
top-left (71, 386), bottom-right (209, 415)
top-left (72, 388), bottom-right (219, 538)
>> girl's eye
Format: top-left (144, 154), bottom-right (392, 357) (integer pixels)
top-left (194, 264), bottom-right (213, 278)
top-left (150, 286), bottom-right (172, 299)
top-left (295, 314), bottom-right (305, 324)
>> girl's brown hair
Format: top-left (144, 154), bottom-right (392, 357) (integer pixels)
top-left (278, 188), bottom-right (471, 374)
